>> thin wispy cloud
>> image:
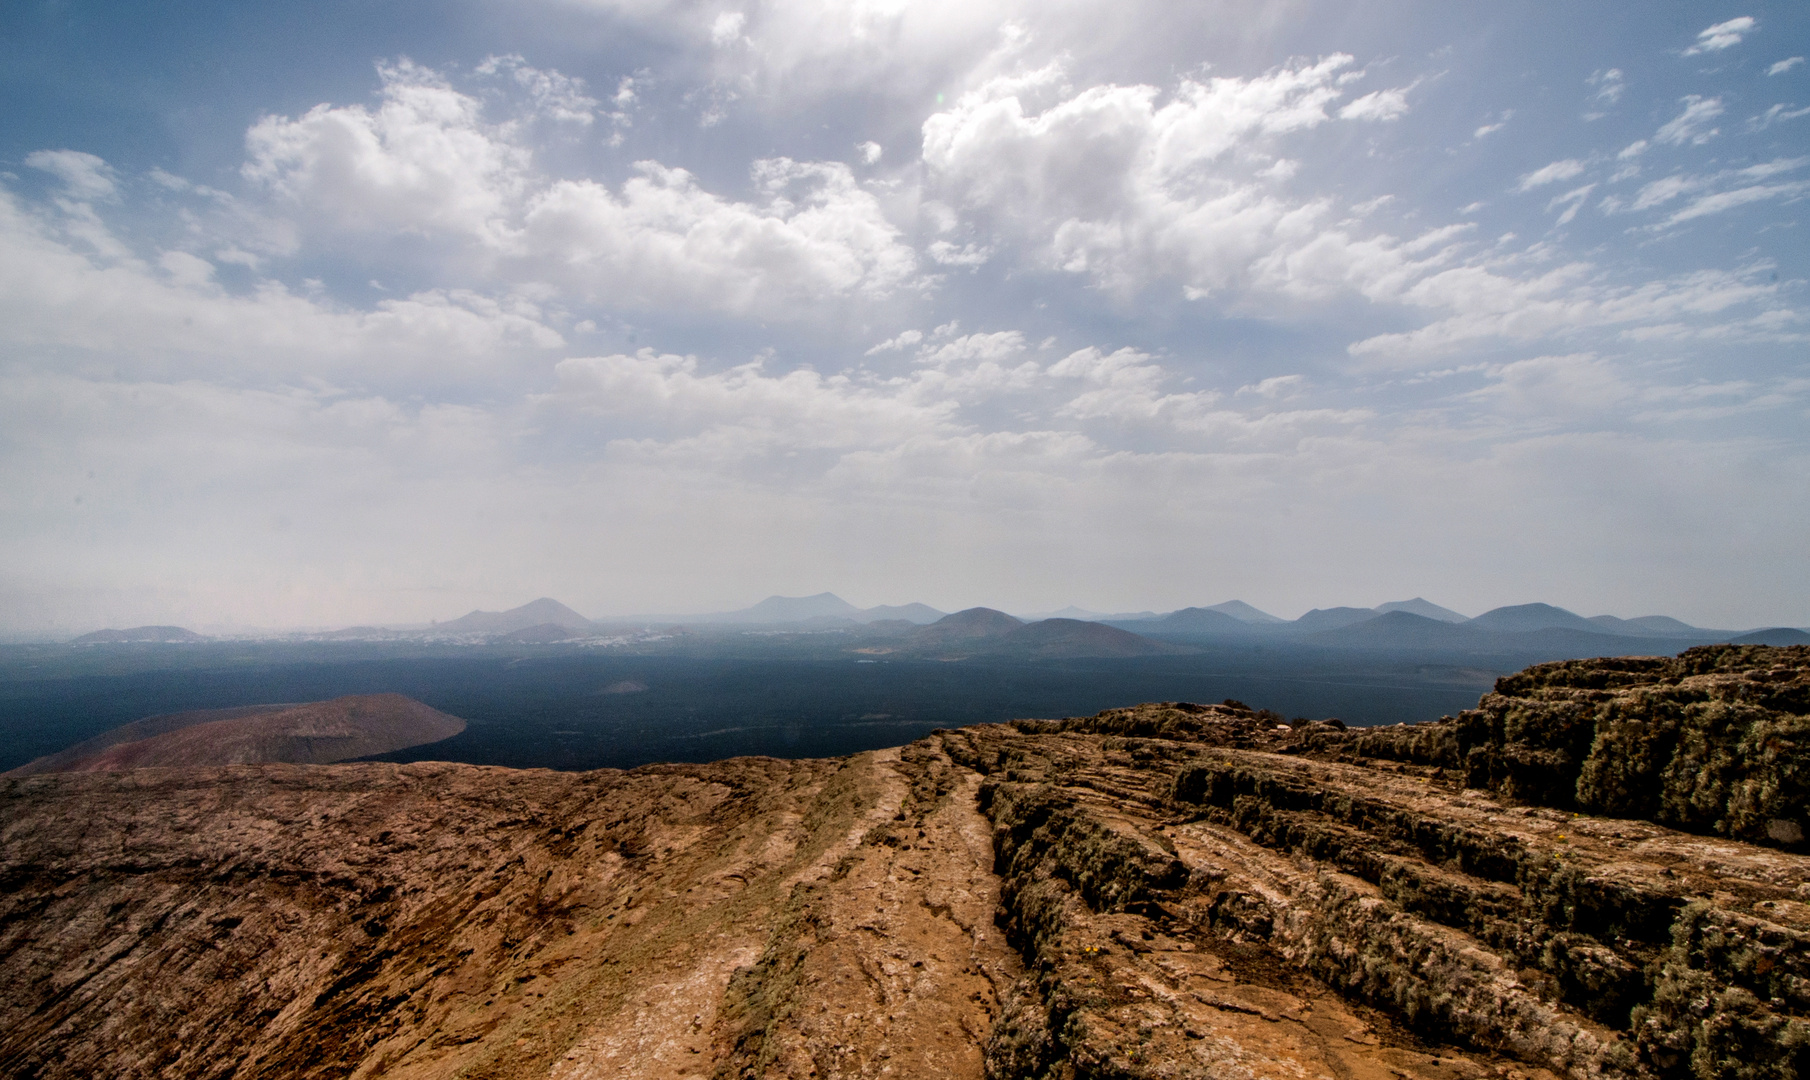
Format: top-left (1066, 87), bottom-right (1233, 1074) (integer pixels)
top-left (1515, 159), bottom-right (1587, 191)
top-left (1682, 16), bottom-right (1756, 56)
top-left (1655, 96), bottom-right (1725, 145)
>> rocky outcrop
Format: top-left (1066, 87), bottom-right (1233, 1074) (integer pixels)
top-left (0, 747), bottom-right (1021, 1079)
top-left (0, 646), bottom-right (1802, 1080)
top-left (1296, 645), bottom-right (1810, 849)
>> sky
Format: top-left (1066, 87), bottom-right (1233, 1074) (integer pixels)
top-left (1, 0), bottom-right (1807, 634)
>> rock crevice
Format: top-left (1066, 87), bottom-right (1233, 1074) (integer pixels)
top-left (0, 645), bottom-right (1803, 1080)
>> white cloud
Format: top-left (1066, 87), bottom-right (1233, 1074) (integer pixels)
top-left (0, 185), bottom-right (563, 382)
top-left (518, 157), bottom-right (922, 310)
top-left (921, 55), bottom-right (1384, 297)
top-left (475, 54), bottom-right (602, 124)
top-left (1747, 103), bottom-right (1810, 131)
top-left (549, 349), bottom-right (957, 452)
top-left (242, 59), bottom-right (922, 315)
top-left (710, 11), bottom-right (746, 46)
top-left (1682, 16), bottom-right (1756, 56)
top-left (1339, 87), bottom-right (1411, 122)
top-left (1469, 354), bottom-right (1629, 420)
top-left (925, 239), bottom-right (992, 266)
top-left (1546, 184), bottom-right (1595, 225)
top-left (1236, 374), bottom-right (1304, 398)
top-left (1770, 57), bottom-right (1806, 76)
top-left (1349, 263), bottom-right (1781, 360)
top-left (1587, 69), bottom-right (1624, 106)
top-left (1472, 121), bottom-right (1506, 139)
top-left (1049, 346), bottom-right (1212, 424)
top-left (1630, 173), bottom-right (1699, 211)
top-left (1514, 159), bottom-right (1586, 192)
top-left (24, 150), bottom-right (119, 201)
top-left (244, 60), bottom-right (531, 243)
top-left (1655, 95), bottom-right (1724, 145)
top-left (856, 140), bottom-right (883, 164)
top-left (915, 330), bottom-right (1027, 368)
top-left (1660, 181), bottom-right (1810, 226)
top-left (865, 329), bottom-right (922, 354)
top-left (553, 0), bottom-right (1080, 107)
top-left (540, 331), bottom-right (1071, 481)
top-left (1618, 140), bottom-right (1648, 160)
top-left (1622, 158), bottom-right (1810, 225)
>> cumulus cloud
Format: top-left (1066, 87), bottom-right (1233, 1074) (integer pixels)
top-left (1049, 346), bottom-right (1215, 424)
top-left (244, 60), bottom-right (531, 243)
top-left (921, 55), bottom-right (1372, 296)
top-left (518, 158), bottom-right (921, 309)
top-left (908, 51), bottom-right (1798, 360)
top-left (241, 59), bottom-right (922, 315)
top-left (1682, 16), bottom-right (1755, 56)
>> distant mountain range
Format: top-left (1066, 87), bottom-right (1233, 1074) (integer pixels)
top-left (58, 594), bottom-right (1808, 656)
top-left (871, 608), bottom-right (1182, 660)
top-left (1374, 598), bottom-right (1467, 623)
top-left (694, 593), bottom-right (948, 625)
top-left (1106, 598), bottom-right (1765, 641)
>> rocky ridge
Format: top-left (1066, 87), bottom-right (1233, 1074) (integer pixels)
top-left (0, 645), bottom-right (1803, 1080)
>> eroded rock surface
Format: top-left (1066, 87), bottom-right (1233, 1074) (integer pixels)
top-left (0, 646), bottom-right (1803, 1080)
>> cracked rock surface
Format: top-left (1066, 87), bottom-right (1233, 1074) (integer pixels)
top-left (1, 645), bottom-right (1804, 1080)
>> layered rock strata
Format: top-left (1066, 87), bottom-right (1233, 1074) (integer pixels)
top-left (0, 645), bottom-right (1803, 1080)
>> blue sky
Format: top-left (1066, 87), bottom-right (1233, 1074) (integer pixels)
top-left (1, 0), bottom-right (1806, 633)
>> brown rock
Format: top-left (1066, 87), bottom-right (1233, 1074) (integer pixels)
top-left (0, 647), bottom-right (1804, 1080)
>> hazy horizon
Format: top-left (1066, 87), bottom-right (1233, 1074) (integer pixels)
top-left (19, 590), bottom-right (1806, 640)
top-left (4, 2), bottom-right (1807, 635)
